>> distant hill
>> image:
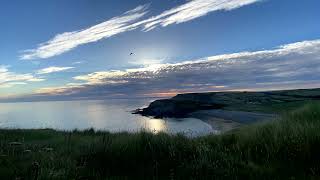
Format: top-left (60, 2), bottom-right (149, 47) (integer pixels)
top-left (135, 88), bottom-right (320, 118)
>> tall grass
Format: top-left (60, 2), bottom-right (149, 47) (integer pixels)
top-left (1, 103), bottom-right (320, 179)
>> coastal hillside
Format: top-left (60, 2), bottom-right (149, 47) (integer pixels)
top-left (136, 88), bottom-right (320, 118)
top-left (1, 103), bottom-right (320, 179)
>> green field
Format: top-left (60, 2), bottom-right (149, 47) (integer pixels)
top-left (1, 102), bottom-right (320, 179)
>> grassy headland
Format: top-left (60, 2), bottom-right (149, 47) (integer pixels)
top-left (135, 88), bottom-right (320, 118)
top-left (1, 102), bottom-right (320, 179)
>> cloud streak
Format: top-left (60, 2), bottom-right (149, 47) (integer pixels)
top-left (29, 39), bottom-right (320, 99)
top-left (20, 0), bottom-right (261, 59)
top-left (36, 66), bottom-right (75, 75)
top-left (0, 66), bottom-right (44, 88)
top-left (20, 5), bottom-right (148, 60)
top-left (142, 0), bottom-right (261, 31)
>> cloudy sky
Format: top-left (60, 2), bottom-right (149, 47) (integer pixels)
top-left (0, 0), bottom-right (319, 101)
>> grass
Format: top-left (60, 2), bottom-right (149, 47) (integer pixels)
top-left (224, 100), bottom-right (316, 113)
top-left (1, 103), bottom-right (320, 179)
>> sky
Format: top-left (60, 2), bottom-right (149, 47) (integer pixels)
top-left (0, 0), bottom-right (319, 101)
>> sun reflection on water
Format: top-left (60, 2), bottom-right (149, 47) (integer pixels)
top-left (144, 119), bottom-right (167, 133)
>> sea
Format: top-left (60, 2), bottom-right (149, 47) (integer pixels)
top-left (0, 99), bottom-right (215, 136)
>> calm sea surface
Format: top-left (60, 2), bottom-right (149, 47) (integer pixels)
top-left (0, 99), bottom-right (214, 136)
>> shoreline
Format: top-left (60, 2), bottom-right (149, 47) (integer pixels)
top-left (189, 109), bottom-right (276, 132)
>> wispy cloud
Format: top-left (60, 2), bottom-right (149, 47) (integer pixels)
top-left (142, 0), bottom-right (261, 31)
top-left (31, 39), bottom-right (320, 98)
top-left (74, 71), bottom-right (128, 84)
top-left (27, 78), bottom-right (46, 82)
top-left (72, 61), bottom-right (86, 65)
top-left (20, 5), bottom-right (148, 60)
top-left (0, 66), bottom-right (44, 88)
top-left (0, 82), bottom-right (27, 88)
top-left (36, 66), bottom-right (75, 75)
top-left (20, 0), bottom-right (261, 60)
top-left (129, 58), bottom-right (164, 66)
top-left (35, 84), bottom-right (84, 95)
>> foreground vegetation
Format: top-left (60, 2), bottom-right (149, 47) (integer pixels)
top-left (1, 103), bottom-right (320, 179)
